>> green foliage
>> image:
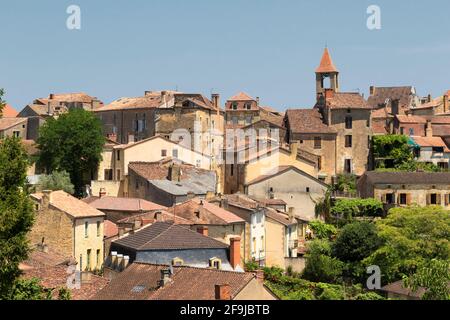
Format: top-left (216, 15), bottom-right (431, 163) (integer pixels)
top-left (303, 239), bottom-right (344, 283)
top-left (376, 160), bottom-right (441, 173)
top-left (364, 206), bottom-right (450, 284)
top-left (314, 189), bottom-right (332, 223)
top-left (308, 220), bottom-right (337, 240)
top-left (373, 135), bottom-right (413, 169)
top-left (8, 278), bottom-right (52, 300)
top-left (333, 174), bottom-right (357, 193)
top-left (403, 259), bottom-right (450, 300)
top-left (37, 171), bottom-right (75, 194)
top-left (244, 261), bottom-right (260, 272)
top-left (331, 198), bottom-right (384, 223)
top-left (354, 292), bottom-right (385, 300)
top-left (0, 137), bottom-right (35, 298)
top-left (37, 109), bottom-right (105, 196)
top-left (0, 88), bottom-right (5, 117)
top-left (57, 287), bottom-right (72, 300)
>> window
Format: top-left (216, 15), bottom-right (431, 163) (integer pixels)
top-left (86, 249), bottom-right (91, 271)
top-left (212, 120), bottom-right (215, 129)
top-left (13, 131), bottom-right (20, 138)
top-left (318, 157), bottom-right (322, 170)
top-left (429, 193), bottom-right (439, 205)
top-left (232, 116), bottom-right (238, 125)
top-left (230, 164), bottom-right (234, 176)
top-left (400, 127), bottom-right (405, 135)
top-left (433, 147), bottom-right (444, 153)
top-left (245, 116), bottom-right (252, 124)
top-left (409, 128), bottom-right (414, 136)
top-left (232, 103), bottom-right (238, 110)
top-left (399, 194), bottom-right (407, 205)
top-left (245, 103), bottom-right (251, 110)
top-left (306, 187), bottom-right (310, 193)
top-left (314, 137), bottom-right (322, 149)
top-left (345, 135), bottom-right (353, 148)
top-left (97, 221), bottom-right (101, 237)
top-left (209, 258), bottom-right (222, 270)
top-left (385, 193), bottom-right (395, 204)
top-left (252, 237), bottom-right (256, 253)
top-left (84, 222), bottom-right (89, 238)
top-left (116, 150), bottom-right (120, 161)
top-left (172, 149), bottom-right (178, 158)
top-left (135, 178), bottom-right (139, 190)
top-left (96, 249), bottom-right (101, 268)
top-left (104, 169), bottom-right (113, 181)
top-left (344, 159), bottom-right (352, 174)
top-left (345, 116), bottom-right (353, 129)
top-left (161, 149), bottom-right (167, 157)
top-left (172, 257), bottom-right (184, 266)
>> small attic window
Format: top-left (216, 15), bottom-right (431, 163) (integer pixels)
top-left (172, 257), bottom-right (184, 266)
top-left (210, 257), bottom-right (222, 270)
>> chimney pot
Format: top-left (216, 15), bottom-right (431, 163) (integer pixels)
top-left (443, 95), bottom-right (448, 113)
top-left (215, 284), bottom-right (231, 300)
top-left (229, 237), bottom-right (241, 270)
top-left (99, 188), bottom-right (107, 198)
top-left (197, 226), bottom-right (209, 237)
top-left (370, 86), bottom-right (375, 96)
top-left (159, 269), bottom-right (172, 287)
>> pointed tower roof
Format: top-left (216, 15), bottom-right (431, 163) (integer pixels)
top-left (315, 48), bottom-right (339, 73)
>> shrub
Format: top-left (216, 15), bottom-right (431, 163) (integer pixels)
top-left (308, 220), bottom-right (337, 240)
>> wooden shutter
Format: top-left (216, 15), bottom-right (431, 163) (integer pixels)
top-left (437, 194), bottom-right (442, 205)
top-left (444, 194), bottom-right (449, 206)
top-left (426, 193), bottom-right (431, 205)
top-left (406, 193), bottom-right (412, 205)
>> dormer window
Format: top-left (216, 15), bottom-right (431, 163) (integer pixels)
top-left (232, 103), bottom-right (238, 110)
top-left (245, 103), bottom-right (251, 110)
top-left (172, 257), bottom-right (184, 266)
top-left (209, 257), bottom-right (222, 270)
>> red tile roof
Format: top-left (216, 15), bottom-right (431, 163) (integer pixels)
top-left (0, 117), bottom-right (27, 131)
top-left (411, 136), bottom-right (450, 151)
top-left (315, 48), bottom-right (338, 73)
top-left (104, 220), bottom-right (119, 238)
top-left (117, 210), bottom-right (192, 225)
top-left (228, 92), bottom-right (255, 101)
top-left (1, 104), bottom-right (18, 117)
top-left (367, 86), bottom-right (414, 109)
top-left (395, 115), bottom-right (427, 124)
top-left (285, 109), bottom-right (336, 134)
top-left (93, 263), bottom-right (258, 300)
top-left (323, 92), bottom-right (370, 109)
top-left (85, 196), bottom-right (166, 212)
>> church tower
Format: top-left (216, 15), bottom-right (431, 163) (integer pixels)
top-left (315, 48), bottom-right (339, 97)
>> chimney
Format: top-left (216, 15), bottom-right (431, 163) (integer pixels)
top-left (144, 91), bottom-right (153, 96)
top-left (154, 211), bottom-right (163, 222)
top-left (116, 254), bottom-right (124, 271)
top-left (324, 88), bottom-right (334, 99)
top-left (290, 142), bottom-right (299, 159)
top-left (99, 188), bottom-right (107, 198)
top-left (161, 91), bottom-right (168, 108)
top-left (215, 284), bottom-right (231, 300)
top-left (391, 99), bottom-right (400, 115)
top-left (288, 207), bottom-right (295, 222)
top-left (229, 237), bottom-right (241, 270)
top-left (255, 270), bottom-right (265, 284)
top-left (211, 94), bottom-right (220, 109)
top-left (428, 94), bottom-right (432, 103)
top-left (168, 164), bottom-right (182, 182)
top-left (159, 268), bottom-right (172, 287)
top-left (110, 251), bottom-right (118, 269)
top-left (444, 95), bottom-right (448, 113)
top-left (426, 121), bottom-right (433, 137)
top-left (42, 190), bottom-right (52, 208)
top-left (121, 256), bottom-right (130, 270)
top-left (369, 86), bottom-right (375, 96)
top-left (220, 198), bottom-right (229, 209)
top-left (197, 226), bottom-right (209, 237)
top-left (49, 93), bottom-right (55, 100)
top-left (256, 97), bottom-right (260, 107)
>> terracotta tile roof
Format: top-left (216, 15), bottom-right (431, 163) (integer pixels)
top-left (1, 104), bottom-right (18, 117)
top-left (93, 262), bottom-right (257, 300)
top-left (104, 220), bottom-right (119, 238)
top-left (410, 136), bottom-right (450, 151)
top-left (167, 198), bottom-right (245, 225)
top-left (285, 109), bottom-right (336, 134)
top-left (395, 115), bottom-right (427, 124)
top-left (323, 92), bottom-right (370, 109)
top-left (256, 198), bottom-right (287, 206)
top-left (31, 190), bottom-right (105, 218)
top-left (362, 171), bottom-right (450, 185)
top-left (85, 196), bottom-right (166, 212)
top-left (315, 48), bottom-right (338, 73)
top-left (22, 249), bottom-right (75, 269)
top-left (265, 208), bottom-right (296, 227)
top-left (259, 110), bottom-right (284, 127)
top-left (431, 116), bottom-right (450, 124)
top-left (113, 221), bottom-right (228, 251)
top-left (0, 117), bottom-right (27, 131)
top-left (24, 104), bottom-right (50, 116)
top-left (96, 95), bottom-right (163, 112)
top-left (128, 160), bottom-right (211, 182)
top-left (47, 92), bottom-right (99, 103)
top-left (228, 92), bottom-right (255, 101)
top-left (117, 210), bottom-right (192, 226)
top-left (367, 86), bottom-right (414, 109)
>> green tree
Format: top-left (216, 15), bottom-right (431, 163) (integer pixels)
top-left (373, 135), bottom-right (413, 169)
top-left (333, 222), bottom-right (382, 263)
top-left (308, 220), bottom-right (337, 240)
top-left (38, 171), bottom-right (75, 194)
top-left (404, 259), bottom-right (450, 300)
top-left (314, 189), bottom-right (332, 223)
top-left (303, 239), bottom-right (344, 283)
top-left (331, 198), bottom-right (384, 225)
top-left (333, 174), bottom-right (357, 193)
top-left (9, 278), bottom-right (52, 300)
top-left (0, 88), bottom-right (5, 117)
top-left (0, 137), bottom-right (35, 299)
top-left (364, 206), bottom-right (450, 284)
top-left (37, 109), bottom-right (105, 196)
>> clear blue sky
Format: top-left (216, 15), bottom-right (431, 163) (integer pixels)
top-left (1, 0), bottom-right (449, 111)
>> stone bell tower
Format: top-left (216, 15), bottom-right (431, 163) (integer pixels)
top-left (315, 47), bottom-right (340, 98)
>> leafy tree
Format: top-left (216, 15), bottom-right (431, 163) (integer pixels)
top-left (37, 109), bottom-right (105, 196)
top-left (403, 259), bottom-right (450, 300)
top-left (364, 206), bottom-right (450, 284)
top-left (331, 198), bottom-right (384, 224)
top-left (0, 88), bottom-right (5, 117)
top-left (57, 287), bottom-right (72, 300)
top-left (8, 278), bottom-right (52, 300)
top-left (333, 174), bottom-right (357, 193)
top-left (308, 220), bottom-right (337, 240)
top-left (354, 292), bottom-right (385, 300)
top-left (373, 135), bottom-right (413, 169)
top-left (303, 239), bottom-right (344, 283)
top-left (37, 171), bottom-right (75, 194)
top-left (333, 222), bottom-right (382, 263)
top-left (0, 137), bottom-right (35, 298)
top-left (314, 189), bottom-right (332, 223)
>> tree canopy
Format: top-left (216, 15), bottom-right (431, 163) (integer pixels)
top-left (37, 109), bottom-right (105, 196)
top-left (37, 171), bottom-right (75, 194)
top-left (0, 137), bottom-right (35, 298)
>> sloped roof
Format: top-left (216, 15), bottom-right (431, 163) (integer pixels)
top-left (285, 109), bottom-right (336, 134)
top-left (367, 86), bottom-right (414, 109)
top-left (1, 104), bottom-right (18, 117)
top-left (31, 190), bottom-right (105, 218)
top-left (228, 92), bottom-right (255, 101)
top-left (117, 210), bottom-right (192, 226)
top-left (113, 221), bottom-right (228, 251)
top-left (85, 196), bottom-right (166, 212)
top-left (245, 165), bottom-right (328, 187)
top-left (265, 208), bottom-right (296, 227)
top-left (104, 220), bottom-right (119, 238)
top-left (323, 92), bottom-right (370, 109)
top-left (410, 136), bottom-right (450, 151)
top-left (315, 48), bottom-right (338, 73)
top-left (395, 115), bottom-right (427, 124)
top-left (362, 171), bottom-right (450, 185)
top-left (96, 95), bottom-right (163, 112)
top-left (93, 262), bottom-right (258, 300)
top-left (0, 117), bottom-right (27, 130)
top-left (47, 92), bottom-right (99, 103)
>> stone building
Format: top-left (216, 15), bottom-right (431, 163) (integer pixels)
top-left (225, 92), bottom-right (261, 128)
top-left (284, 48), bottom-right (372, 182)
top-left (357, 171), bottom-right (450, 208)
top-left (0, 117), bottom-right (27, 139)
top-left (29, 190), bottom-right (105, 272)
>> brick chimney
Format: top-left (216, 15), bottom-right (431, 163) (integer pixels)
top-left (426, 121), bottom-right (433, 137)
top-left (159, 268), bottom-right (172, 287)
top-left (211, 94), bottom-right (220, 109)
top-left (154, 211), bottom-right (164, 222)
top-left (42, 190), bottom-right (52, 209)
top-left (369, 86), bottom-right (376, 96)
top-left (168, 164), bottom-right (182, 182)
top-left (324, 88), bottom-right (335, 99)
top-left (288, 207), bottom-right (295, 222)
top-left (391, 99), bottom-right (400, 115)
top-left (197, 226), bottom-right (209, 237)
top-left (229, 237), bottom-right (241, 270)
top-left (49, 93), bottom-right (55, 100)
top-left (428, 94), bottom-right (432, 103)
top-left (215, 284), bottom-right (231, 300)
top-left (99, 188), bottom-right (107, 198)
